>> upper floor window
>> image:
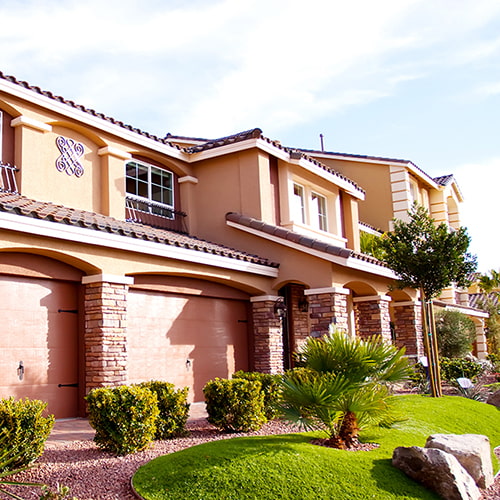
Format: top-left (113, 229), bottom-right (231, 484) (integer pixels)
top-left (311, 192), bottom-right (327, 231)
top-left (126, 160), bottom-right (174, 209)
top-left (292, 183), bottom-right (305, 224)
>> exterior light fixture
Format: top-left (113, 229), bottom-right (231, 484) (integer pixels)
top-left (298, 296), bottom-right (309, 312)
top-left (274, 297), bottom-right (287, 319)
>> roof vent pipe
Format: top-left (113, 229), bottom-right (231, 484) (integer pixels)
top-left (320, 133), bottom-right (325, 152)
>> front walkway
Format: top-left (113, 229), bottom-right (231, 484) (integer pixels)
top-left (47, 402), bottom-right (208, 444)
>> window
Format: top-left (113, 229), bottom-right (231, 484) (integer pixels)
top-left (311, 192), bottom-right (327, 231)
top-left (292, 183), bottom-right (305, 223)
top-left (126, 160), bottom-right (174, 211)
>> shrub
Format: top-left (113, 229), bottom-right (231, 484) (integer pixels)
top-left (86, 385), bottom-right (159, 455)
top-left (0, 397), bottom-right (54, 471)
top-left (232, 371), bottom-right (282, 420)
top-left (439, 357), bottom-right (483, 382)
top-left (435, 309), bottom-right (476, 358)
top-left (203, 378), bottom-right (266, 432)
top-left (138, 381), bottom-right (189, 439)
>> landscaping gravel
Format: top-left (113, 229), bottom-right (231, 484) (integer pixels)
top-left (11, 419), bottom-right (500, 500)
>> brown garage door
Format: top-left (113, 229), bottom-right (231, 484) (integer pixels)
top-left (127, 285), bottom-right (249, 402)
top-left (0, 275), bottom-right (79, 418)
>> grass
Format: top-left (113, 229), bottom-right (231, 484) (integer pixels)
top-left (132, 395), bottom-right (500, 500)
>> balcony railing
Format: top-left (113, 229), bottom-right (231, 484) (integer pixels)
top-left (0, 162), bottom-right (19, 193)
top-left (125, 196), bottom-right (188, 234)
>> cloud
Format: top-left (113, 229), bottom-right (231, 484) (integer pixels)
top-left (454, 158), bottom-right (500, 273)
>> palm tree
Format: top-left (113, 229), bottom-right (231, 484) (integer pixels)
top-left (280, 330), bottom-right (411, 449)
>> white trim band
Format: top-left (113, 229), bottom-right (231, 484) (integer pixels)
top-left (82, 274), bottom-right (134, 285)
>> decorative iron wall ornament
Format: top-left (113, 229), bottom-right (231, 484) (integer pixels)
top-left (55, 136), bottom-right (85, 177)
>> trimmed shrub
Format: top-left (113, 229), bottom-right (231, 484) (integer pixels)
top-left (138, 381), bottom-right (189, 439)
top-left (0, 397), bottom-right (54, 471)
top-left (439, 357), bottom-right (483, 382)
top-left (435, 309), bottom-right (476, 358)
top-left (232, 371), bottom-right (282, 420)
top-left (86, 385), bottom-right (159, 455)
top-left (203, 378), bottom-right (266, 432)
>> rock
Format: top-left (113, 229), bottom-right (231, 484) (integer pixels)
top-left (425, 434), bottom-right (494, 489)
top-left (392, 446), bottom-right (481, 500)
top-left (486, 389), bottom-right (500, 408)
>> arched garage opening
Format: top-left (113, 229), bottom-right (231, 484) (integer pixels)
top-left (0, 252), bottom-right (85, 417)
top-left (127, 275), bottom-right (251, 402)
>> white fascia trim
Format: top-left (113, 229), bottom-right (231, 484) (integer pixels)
top-left (11, 115), bottom-right (52, 133)
top-left (393, 300), bottom-right (421, 307)
top-left (0, 212), bottom-right (278, 278)
top-left (442, 304), bottom-right (489, 319)
top-left (290, 157), bottom-right (365, 200)
top-left (227, 219), bottom-right (397, 280)
top-left (305, 287), bottom-right (350, 296)
top-left (353, 295), bottom-right (392, 303)
top-left (82, 274), bottom-right (134, 285)
top-left (0, 79), bottom-right (186, 161)
top-left (97, 146), bottom-right (132, 160)
top-left (250, 295), bottom-right (281, 302)
top-left (178, 176), bottom-right (199, 185)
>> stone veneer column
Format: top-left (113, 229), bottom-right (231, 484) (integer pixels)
top-left (82, 274), bottom-right (134, 393)
top-left (305, 287), bottom-right (349, 336)
top-left (353, 295), bottom-right (392, 343)
top-left (392, 301), bottom-right (424, 359)
top-left (250, 296), bottom-right (284, 374)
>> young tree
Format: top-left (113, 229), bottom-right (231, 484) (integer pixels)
top-left (380, 204), bottom-right (477, 396)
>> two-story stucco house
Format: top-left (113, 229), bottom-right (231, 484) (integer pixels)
top-left (0, 72), bottom-right (484, 419)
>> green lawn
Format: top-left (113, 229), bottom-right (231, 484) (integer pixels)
top-left (132, 395), bottom-right (500, 500)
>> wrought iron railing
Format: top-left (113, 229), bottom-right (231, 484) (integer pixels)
top-left (125, 196), bottom-right (188, 234)
top-left (0, 161), bottom-right (19, 193)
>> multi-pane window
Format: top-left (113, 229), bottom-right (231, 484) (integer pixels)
top-left (292, 183), bottom-right (305, 223)
top-left (126, 160), bottom-right (174, 209)
top-left (311, 192), bottom-right (327, 231)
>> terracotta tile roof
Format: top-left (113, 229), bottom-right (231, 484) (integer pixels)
top-left (0, 192), bottom-right (278, 268)
top-left (0, 71), bottom-right (184, 151)
top-left (226, 212), bottom-right (387, 267)
top-left (433, 174), bottom-right (454, 186)
top-left (468, 292), bottom-right (499, 310)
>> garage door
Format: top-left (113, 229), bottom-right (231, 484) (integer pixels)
top-left (127, 287), bottom-right (249, 402)
top-left (0, 275), bottom-right (79, 418)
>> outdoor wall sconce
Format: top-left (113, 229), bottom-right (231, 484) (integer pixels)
top-left (274, 297), bottom-right (287, 319)
top-left (17, 361), bottom-right (24, 381)
top-left (298, 296), bottom-right (309, 312)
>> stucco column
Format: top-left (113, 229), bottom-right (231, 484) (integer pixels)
top-left (305, 287), bottom-right (349, 336)
top-left (97, 146), bottom-right (131, 219)
top-left (392, 300), bottom-right (424, 359)
top-left (250, 296), bottom-right (284, 374)
top-left (82, 274), bottom-right (134, 393)
top-left (474, 318), bottom-right (488, 360)
top-left (353, 295), bottom-right (392, 343)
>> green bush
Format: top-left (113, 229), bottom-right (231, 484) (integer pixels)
top-left (203, 378), bottom-right (266, 432)
top-left (138, 381), bottom-right (190, 439)
top-left (232, 371), bottom-right (282, 420)
top-left (0, 398), bottom-right (54, 471)
top-left (439, 357), bottom-right (483, 382)
top-left (435, 309), bottom-right (476, 358)
top-left (86, 385), bottom-right (159, 455)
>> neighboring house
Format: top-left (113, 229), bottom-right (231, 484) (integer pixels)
top-left (0, 72), bottom-right (483, 418)
top-left (302, 148), bottom-right (489, 359)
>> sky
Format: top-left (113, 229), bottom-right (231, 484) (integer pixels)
top-left (0, 0), bottom-right (498, 273)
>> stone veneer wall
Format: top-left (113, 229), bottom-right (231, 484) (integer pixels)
top-left (251, 299), bottom-right (284, 374)
top-left (354, 297), bottom-right (392, 343)
top-left (392, 302), bottom-right (424, 359)
top-left (84, 281), bottom-right (128, 392)
top-left (307, 289), bottom-right (349, 336)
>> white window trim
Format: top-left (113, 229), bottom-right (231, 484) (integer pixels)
top-left (126, 159), bottom-right (175, 210)
top-left (311, 191), bottom-right (328, 232)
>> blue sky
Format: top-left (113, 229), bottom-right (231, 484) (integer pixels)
top-left (0, 0), bottom-right (498, 272)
